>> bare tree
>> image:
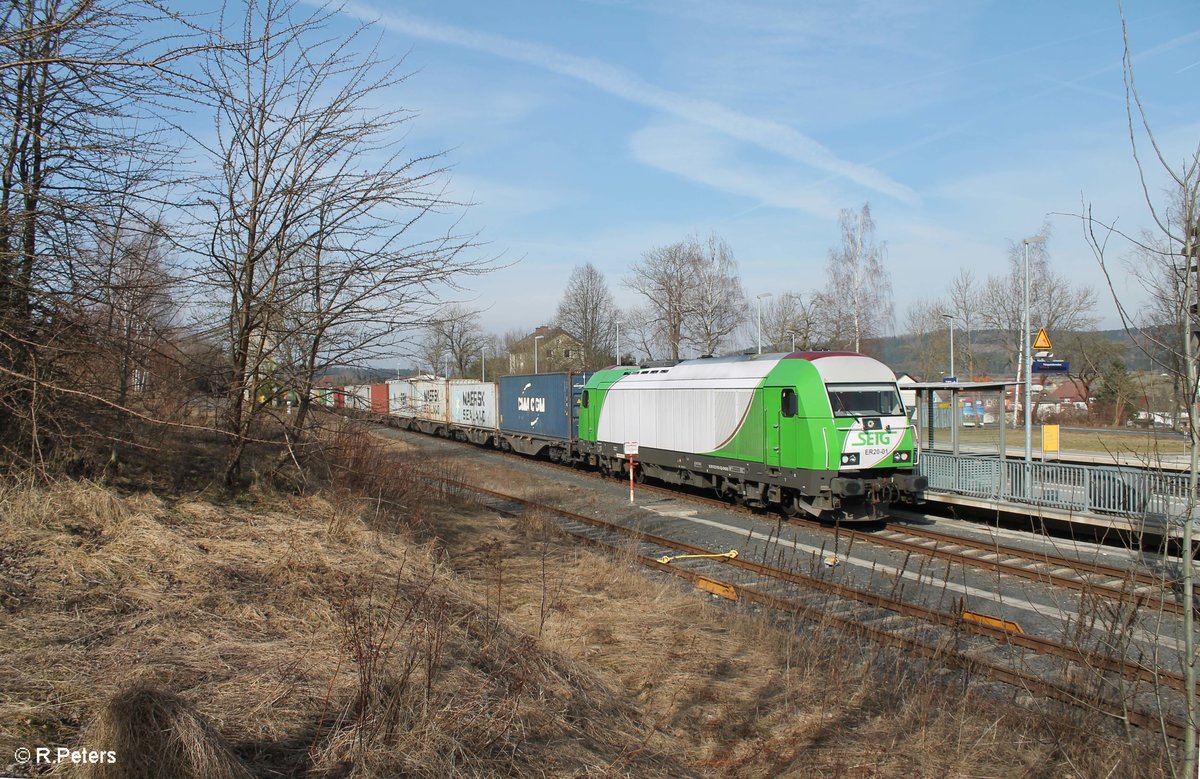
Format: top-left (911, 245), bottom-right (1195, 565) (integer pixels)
top-left (625, 241), bottom-right (693, 361)
top-left (903, 298), bottom-right (952, 380)
top-left (1080, 16), bottom-right (1200, 771)
top-left (978, 228), bottom-right (1096, 422)
top-left (757, 291), bottom-right (824, 352)
top-left (192, 0), bottom-right (485, 485)
top-left (554, 263), bottom-right (617, 369)
top-left (423, 304), bottom-right (486, 377)
top-left (945, 269), bottom-right (980, 379)
top-left (815, 203), bottom-right (893, 352)
top-left (626, 233), bottom-right (746, 361)
top-left (622, 304), bottom-right (663, 364)
top-left (682, 235), bottom-right (746, 355)
top-left (0, 0), bottom-right (189, 464)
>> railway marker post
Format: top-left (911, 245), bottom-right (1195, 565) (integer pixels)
top-left (624, 441), bottom-right (638, 504)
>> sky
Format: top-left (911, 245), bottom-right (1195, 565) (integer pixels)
top-left (307, 0), bottom-right (1198, 353)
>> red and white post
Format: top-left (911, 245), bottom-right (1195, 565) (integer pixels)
top-left (624, 441), bottom-right (638, 504)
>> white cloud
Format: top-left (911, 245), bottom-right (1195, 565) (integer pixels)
top-left (336, 1), bottom-right (918, 204)
top-left (627, 122), bottom-right (843, 217)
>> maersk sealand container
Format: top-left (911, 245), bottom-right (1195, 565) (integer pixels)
top-left (498, 372), bottom-right (592, 444)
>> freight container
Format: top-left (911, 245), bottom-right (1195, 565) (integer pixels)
top-left (409, 376), bottom-right (448, 434)
top-left (332, 387), bottom-right (345, 409)
top-left (448, 380), bottom-right (498, 443)
top-left (350, 384), bottom-right (371, 412)
top-left (387, 379), bottom-right (416, 420)
top-left (498, 372), bottom-right (592, 457)
top-left (370, 383), bottom-right (389, 416)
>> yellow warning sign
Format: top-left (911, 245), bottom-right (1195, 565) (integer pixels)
top-left (1032, 328), bottom-right (1052, 351)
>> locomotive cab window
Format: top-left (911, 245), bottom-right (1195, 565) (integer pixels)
top-left (827, 383), bottom-right (904, 418)
top-left (780, 389), bottom-right (798, 418)
top-left (581, 390), bottom-right (589, 408)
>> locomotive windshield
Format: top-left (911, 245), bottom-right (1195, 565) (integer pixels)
top-left (827, 383), bottom-right (905, 418)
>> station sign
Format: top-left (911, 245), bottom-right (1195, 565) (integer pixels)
top-left (1032, 360), bottom-right (1069, 373)
top-left (942, 376), bottom-right (957, 383)
top-left (624, 441), bottom-right (639, 456)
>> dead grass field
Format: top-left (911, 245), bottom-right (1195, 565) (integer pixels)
top-left (0, 421), bottom-right (1180, 777)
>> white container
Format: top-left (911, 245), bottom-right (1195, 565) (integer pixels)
top-left (387, 379), bottom-right (416, 417)
top-left (351, 384), bottom-right (371, 411)
top-left (448, 380), bottom-right (497, 430)
top-left (410, 377), bottom-right (448, 424)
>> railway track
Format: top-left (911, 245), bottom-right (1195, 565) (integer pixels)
top-left (580, 455), bottom-right (1189, 618)
top-left (426, 472), bottom-right (1192, 742)
top-left (377, 417), bottom-right (1188, 620)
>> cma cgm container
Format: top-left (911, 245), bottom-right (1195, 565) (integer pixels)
top-left (409, 376), bottom-right (448, 434)
top-left (448, 380), bottom-right (498, 443)
top-left (498, 372), bottom-right (592, 457)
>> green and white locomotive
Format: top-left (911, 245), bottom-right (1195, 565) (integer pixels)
top-left (578, 351), bottom-right (926, 522)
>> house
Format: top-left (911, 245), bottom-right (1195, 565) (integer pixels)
top-left (507, 326), bottom-right (586, 373)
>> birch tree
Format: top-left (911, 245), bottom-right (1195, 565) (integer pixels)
top-left (816, 204), bottom-right (892, 352)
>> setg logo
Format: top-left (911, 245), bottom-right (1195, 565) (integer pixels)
top-left (854, 430), bottom-right (894, 447)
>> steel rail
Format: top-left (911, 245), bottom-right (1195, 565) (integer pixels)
top-left (366, 411), bottom-right (1183, 618)
top-left (439, 475), bottom-right (1189, 742)
top-left (431, 474), bottom-right (1195, 699)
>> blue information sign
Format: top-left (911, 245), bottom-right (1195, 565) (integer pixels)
top-left (1032, 360), bottom-right (1069, 373)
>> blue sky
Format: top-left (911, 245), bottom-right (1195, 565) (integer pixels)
top-left (319, 0), bottom-right (1197, 341)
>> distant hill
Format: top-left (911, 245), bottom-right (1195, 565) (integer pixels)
top-left (876, 326), bottom-right (1164, 379)
top-left (318, 367), bottom-right (414, 384)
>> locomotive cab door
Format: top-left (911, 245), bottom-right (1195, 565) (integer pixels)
top-left (763, 386), bottom-right (798, 468)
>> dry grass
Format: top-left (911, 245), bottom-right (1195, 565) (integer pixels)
top-left (0, 479), bottom-right (685, 778)
top-left (0, 420), bottom-right (1180, 778)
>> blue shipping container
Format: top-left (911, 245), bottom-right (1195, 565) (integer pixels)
top-left (499, 372), bottom-right (592, 440)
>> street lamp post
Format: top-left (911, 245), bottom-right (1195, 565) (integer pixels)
top-left (756, 292), bottom-right (772, 354)
top-left (534, 334), bottom-right (544, 374)
top-left (1022, 236), bottom-right (1043, 465)
top-left (787, 331), bottom-right (798, 352)
top-left (614, 321), bottom-right (621, 366)
top-left (941, 313), bottom-right (955, 380)
top-left (481, 344), bottom-right (488, 382)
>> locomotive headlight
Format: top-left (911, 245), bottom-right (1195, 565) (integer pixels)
top-left (840, 452), bottom-right (860, 465)
top-left (892, 450), bottom-right (911, 463)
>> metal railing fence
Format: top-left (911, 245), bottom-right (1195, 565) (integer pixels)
top-left (918, 451), bottom-right (1196, 526)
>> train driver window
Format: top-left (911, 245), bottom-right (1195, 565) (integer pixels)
top-left (581, 390), bottom-right (589, 408)
top-left (781, 389), bottom-right (798, 418)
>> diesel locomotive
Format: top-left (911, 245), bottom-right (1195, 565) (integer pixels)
top-left (322, 350), bottom-right (926, 522)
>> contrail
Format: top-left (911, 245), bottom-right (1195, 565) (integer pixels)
top-left (337, 2), bottom-right (918, 205)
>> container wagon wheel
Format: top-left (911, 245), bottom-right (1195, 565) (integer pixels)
top-left (780, 492), bottom-right (801, 518)
top-left (633, 464), bottom-right (645, 484)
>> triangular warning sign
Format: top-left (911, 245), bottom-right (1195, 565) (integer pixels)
top-left (1032, 328), bottom-right (1052, 351)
